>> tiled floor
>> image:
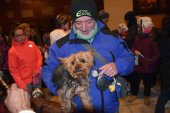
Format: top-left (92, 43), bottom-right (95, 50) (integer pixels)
top-left (119, 84), bottom-right (170, 113)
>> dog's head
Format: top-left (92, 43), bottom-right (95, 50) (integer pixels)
top-left (59, 50), bottom-right (93, 78)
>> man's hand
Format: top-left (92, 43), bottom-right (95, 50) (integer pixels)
top-left (134, 50), bottom-right (141, 56)
top-left (5, 83), bottom-right (33, 113)
top-left (98, 62), bottom-right (118, 77)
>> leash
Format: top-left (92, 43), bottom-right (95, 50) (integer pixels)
top-left (139, 53), bottom-right (152, 61)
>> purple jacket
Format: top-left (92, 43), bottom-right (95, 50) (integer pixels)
top-left (132, 36), bottom-right (160, 73)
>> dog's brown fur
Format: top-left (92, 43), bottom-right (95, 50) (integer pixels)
top-left (52, 50), bottom-right (94, 113)
top-left (32, 96), bottom-right (64, 113)
top-left (32, 88), bottom-right (67, 113)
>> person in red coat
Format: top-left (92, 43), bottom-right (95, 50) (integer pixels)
top-left (8, 26), bottom-right (43, 93)
top-left (128, 16), bottom-right (160, 105)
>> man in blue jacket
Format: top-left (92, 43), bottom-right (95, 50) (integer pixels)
top-left (41, 0), bottom-right (134, 113)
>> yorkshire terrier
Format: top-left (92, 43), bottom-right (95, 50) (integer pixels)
top-left (52, 50), bottom-right (94, 113)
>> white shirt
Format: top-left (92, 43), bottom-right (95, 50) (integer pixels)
top-left (50, 29), bottom-right (70, 45)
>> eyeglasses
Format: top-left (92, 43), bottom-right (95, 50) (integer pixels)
top-left (14, 33), bottom-right (25, 37)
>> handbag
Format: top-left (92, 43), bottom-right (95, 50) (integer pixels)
top-left (82, 43), bottom-right (130, 98)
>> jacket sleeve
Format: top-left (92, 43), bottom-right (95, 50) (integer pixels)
top-left (8, 49), bottom-right (27, 89)
top-left (33, 43), bottom-right (43, 73)
top-left (41, 44), bottom-right (60, 95)
top-left (114, 36), bottom-right (135, 76)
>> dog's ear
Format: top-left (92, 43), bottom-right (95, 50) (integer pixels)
top-left (58, 57), bottom-right (66, 64)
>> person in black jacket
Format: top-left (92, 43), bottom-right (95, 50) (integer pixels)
top-left (155, 15), bottom-right (170, 113)
top-left (124, 11), bottom-right (138, 49)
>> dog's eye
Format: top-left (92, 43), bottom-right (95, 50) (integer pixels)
top-left (71, 61), bottom-right (74, 65)
top-left (80, 59), bottom-right (86, 63)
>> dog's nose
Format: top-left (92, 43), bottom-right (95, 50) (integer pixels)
top-left (76, 66), bottom-right (81, 72)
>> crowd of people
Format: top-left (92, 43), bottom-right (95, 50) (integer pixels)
top-left (0, 0), bottom-right (170, 113)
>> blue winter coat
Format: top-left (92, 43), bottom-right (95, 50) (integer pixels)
top-left (41, 21), bottom-right (134, 113)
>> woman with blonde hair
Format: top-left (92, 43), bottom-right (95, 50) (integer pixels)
top-left (50, 13), bottom-right (72, 45)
